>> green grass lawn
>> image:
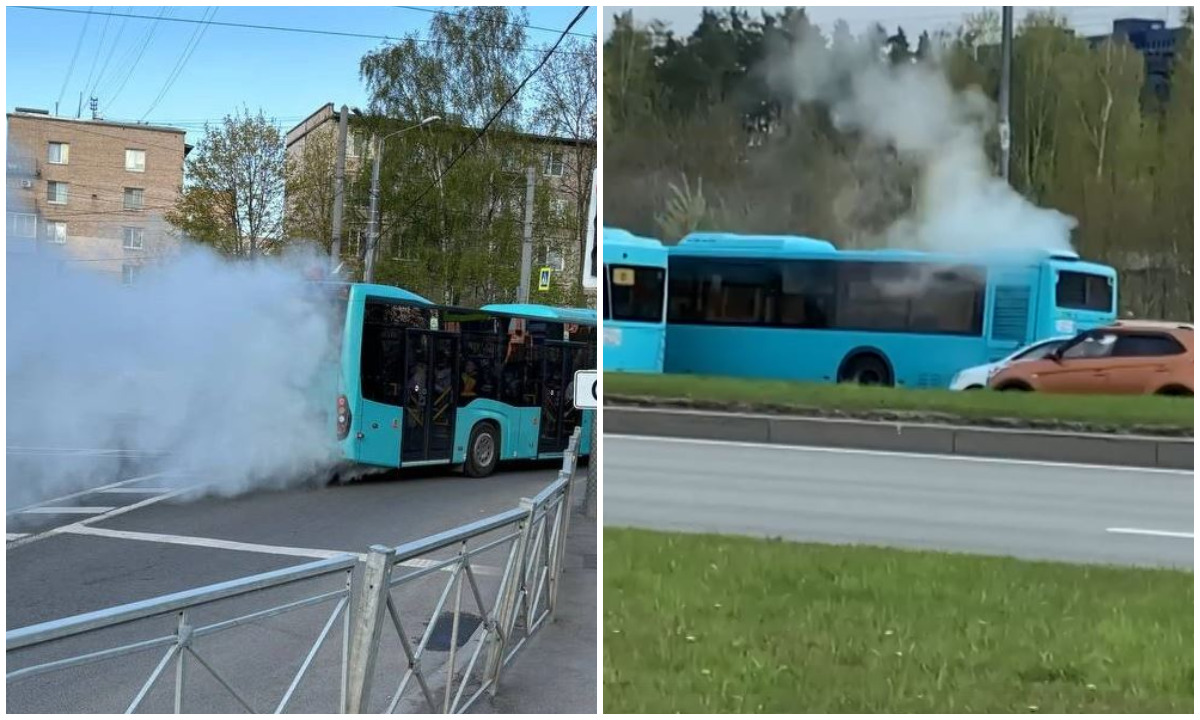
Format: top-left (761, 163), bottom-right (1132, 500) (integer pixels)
top-left (604, 528), bottom-right (1194, 713)
top-left (605, 372), bottom-right (1194, 433)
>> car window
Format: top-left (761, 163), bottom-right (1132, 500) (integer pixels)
top-left (1013, 339), bottom-right (1065, 362)
top-left (1061, 332), bottom-right (1117, 360)
top-left (1112, 333), bottom-right (1187, 358)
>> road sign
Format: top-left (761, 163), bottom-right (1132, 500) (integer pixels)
top-left (582, 167), bottom-right (597, 289)
top-left (573, 369), bottom-right (597, 410)
top-left (538, 267), bottom-right (552, 291)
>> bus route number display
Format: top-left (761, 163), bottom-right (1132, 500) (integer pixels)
top-left (573, 370), bottom-right (597, 410)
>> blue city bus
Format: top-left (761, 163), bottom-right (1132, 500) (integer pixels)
top-left (664, 232), bottom-right (1119, 388)
top-left (332, 284), bottom-right (593, 477)
top-left (602, 227), bottom-right (668, 373)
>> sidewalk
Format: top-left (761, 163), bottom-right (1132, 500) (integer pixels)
top-left (471, 490), bottom-right (597, 714)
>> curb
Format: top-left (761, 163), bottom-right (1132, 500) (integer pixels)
top-left (605, 405), bottom-right (1194, 471)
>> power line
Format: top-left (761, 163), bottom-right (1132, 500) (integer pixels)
top-left (80, 6), bottom-right (113, 105)
top-left (102, 6), bottom-right (171, 113)
top-left (90, 7), bottom-right (131, 100)
top-left (13, 6), bottom-right (591, 57)
top-left (140, 7), bottom-right (219, 121)
top-left (396, 7), bottom-right (590, 220)
top-left (394, 6), bottom-right (596, 40)
top-left (54, 7), bottom-right (93, 111)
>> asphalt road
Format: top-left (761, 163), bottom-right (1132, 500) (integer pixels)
top-left (604, 434), bottom-right (1194, 569)
top-left (6, 459), bottom-right (591, 714)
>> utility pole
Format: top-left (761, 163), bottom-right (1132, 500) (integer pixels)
top-left (517, 166), bottom-right (536, 303)
top-left (331, 105), bottom-right (348, 269)
top-left (364, 132), bottom-right (382, 283)
top-left (999, 5), bottom-right (1013, 184)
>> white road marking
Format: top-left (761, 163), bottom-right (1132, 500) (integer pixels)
top-left (6, 472), bottom-right (178, 516)
top-left (20, 506), bottom-right (116, 515)
top-left (7, 484), bottom-right (198, 552)
top-left (96, 487), bottom-right (174, 494)
top-left (62, 525), bottom-right (358, 560)
top-left (1106, 527), bottom-right (1194, 539)
top-left (608, 433), bottom-right (1195, 476)
top-left (58, 526), bottom-right (501, 575)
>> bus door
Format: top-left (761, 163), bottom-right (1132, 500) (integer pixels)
top-left (401, 330), bottom-right (459, 463)
top-left (537, 340), bottom-right (585, 453)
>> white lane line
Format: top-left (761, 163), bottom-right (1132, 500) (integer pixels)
top-left (1107, 527), bottom-right (1194, 539)
top-left (608, 433), bottom-right (1196, 476)
top-left (62, 525), bottom-right (358, 560)
top-left (58, 526), bottom-right (501, 575)
top-left (6, 472), bottom-right (178, 516)
top-left (20, 506), bottom-right (116, 515)
top-left (6, 485), bottom-right (199, 552)
top-left (96, 487), bottom-right (174, 494)
top-left (7, 533), bottom-right (29, 541)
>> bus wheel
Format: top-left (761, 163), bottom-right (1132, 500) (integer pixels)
top-left (838, 353), bottom-right (893, 387)
top-left (465, 423), bottom-right (499, 478)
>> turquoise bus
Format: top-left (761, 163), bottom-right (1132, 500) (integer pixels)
top-left (332, 284), bottom-right (593, 477)
top-left (602, 227), bottom-right (668, 373)
top-left (664, 232), bottom-right (1119, 388)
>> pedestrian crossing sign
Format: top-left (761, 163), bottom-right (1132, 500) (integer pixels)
top-left (538, 267), bottom-right (552, 291)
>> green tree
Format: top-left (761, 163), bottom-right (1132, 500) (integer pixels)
top-left (283, 126), bottom-right (337, 251)
top-left (167, 109), bottom-right (286, 259)
top-left (356, 6), bottom-right (562, 305)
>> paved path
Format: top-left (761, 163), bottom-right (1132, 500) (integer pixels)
top-left (605, 434), bottom-right (1194, 568)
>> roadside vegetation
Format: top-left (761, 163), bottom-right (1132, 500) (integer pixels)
top-left (604, 372), bottom-right (1194, 434)
top-left (604, 528), bottom-right (1194, 713)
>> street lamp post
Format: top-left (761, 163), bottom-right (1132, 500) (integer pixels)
top-left (363, 115), bottom-right (441, 284)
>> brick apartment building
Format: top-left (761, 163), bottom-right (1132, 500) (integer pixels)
top-left (6, 108), bottom-right (190, 282)
top-left (285, 103), bottom-right (596, 297)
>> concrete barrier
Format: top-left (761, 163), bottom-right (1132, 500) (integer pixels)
top-left (605, 406), bottom-right (1194, 471)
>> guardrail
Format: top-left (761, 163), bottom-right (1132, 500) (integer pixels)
top-left (6, 427), bottom-right (584, 714)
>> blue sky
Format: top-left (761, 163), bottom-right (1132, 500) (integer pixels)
top-left (6, 5), bottom-right (598, 144)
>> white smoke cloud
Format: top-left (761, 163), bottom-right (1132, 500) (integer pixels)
top-left (6, 241), bottom-right (342, 509)
top-left (765, 29), bottom-right (1078, 253)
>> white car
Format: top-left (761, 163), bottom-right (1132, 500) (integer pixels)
top-left (949, 336), bottom-right (1073, 391)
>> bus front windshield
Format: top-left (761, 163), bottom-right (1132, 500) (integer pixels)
top-left (606, 265), bottom-right (665, 324)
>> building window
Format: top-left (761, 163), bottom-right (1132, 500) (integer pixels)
top-left (122, 264), bottom-right (139, 286)
top-left (123, 226), bottom-right (145, 250)
top-left (47, 142), bottom-right (69, 165)
top-left (552, 197), bottom-right (570, 218)
top-left (124, 187), bottom-right (145, 211)
top-left (546, 249), bottom-right (565, 271)
top-left (8, 212), bottom-right (37, 238)
top-left (47, 181), bottom-right (69, 204)
top-left (543, 150), bottom-right (565, 177)
top-left (126, 149), bottom-right (146, 172)
top-left (45, 220), bottom-right (67, 244)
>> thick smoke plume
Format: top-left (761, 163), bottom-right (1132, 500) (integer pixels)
top-left (7, 242), bottom-right (341, 509)
top-left (765, 29), bottom-right (1077, 253)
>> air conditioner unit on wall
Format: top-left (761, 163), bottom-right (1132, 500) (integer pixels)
top-left (20, 179), bottom-right (33, 188)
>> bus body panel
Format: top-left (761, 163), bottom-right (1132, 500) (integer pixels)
top-left (664, 233), bottom-right (1118, 388)
top-left (602, 227), bottom-right (668, 373)
top-left (451, 400), bottom-right (526, 464)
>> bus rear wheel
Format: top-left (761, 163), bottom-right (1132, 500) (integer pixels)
top-left (465, 423), bottom-right (500, 478)
top-left (838, 353), bottom-right (893, 387)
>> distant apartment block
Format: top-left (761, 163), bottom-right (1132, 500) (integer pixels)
top-left (285, 103), bottom-right (596, 293)
top-left (6, 108), bottom-right (190, 282)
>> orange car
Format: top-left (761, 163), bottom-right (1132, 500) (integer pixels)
top-left (988, 321), bottom-right (1194, 396)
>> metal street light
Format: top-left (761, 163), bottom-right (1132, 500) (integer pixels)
top-left (364, 114), bottom-right (441, 283)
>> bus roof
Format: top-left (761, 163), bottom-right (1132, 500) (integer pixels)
top-left (676, 232), bottom-right (838, 256)
top-left (603, 227), bottom-right (668, 266)
top-left (481, 303), bottom-right (597, 326)
top-left (349, 282), bottom-right (434, 305)
top-left (671, 232), bottom-right (1111, 272)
